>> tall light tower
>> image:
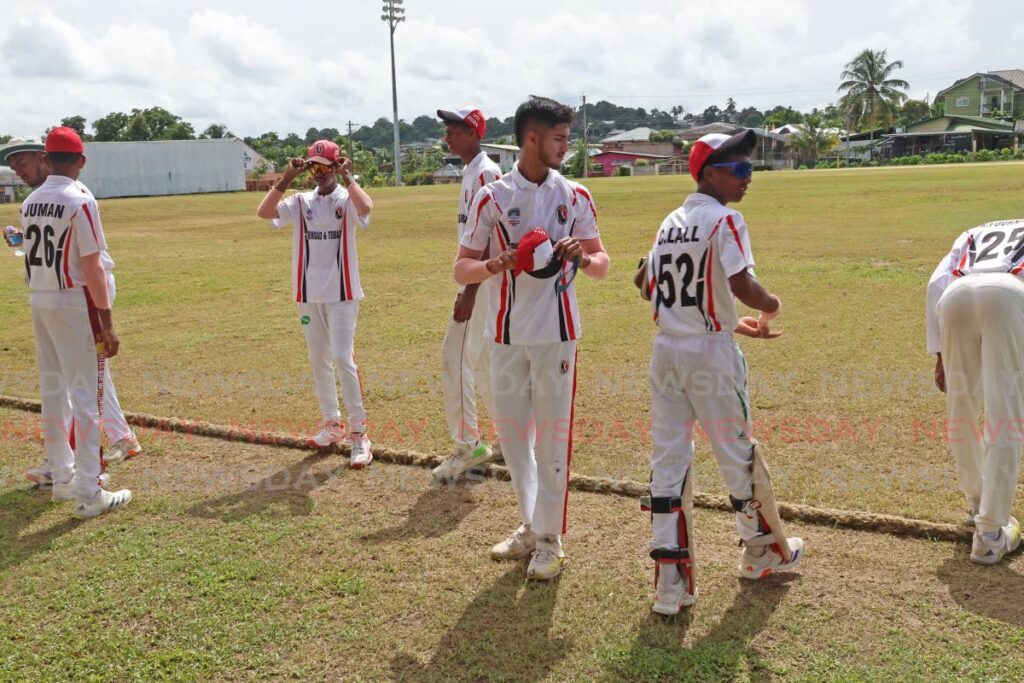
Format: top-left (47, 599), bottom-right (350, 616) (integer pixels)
top-left (382, 0), bottom-right (405, 185)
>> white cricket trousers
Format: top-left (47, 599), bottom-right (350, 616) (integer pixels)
top-left (939, 273), bottom-right (1024, 533)
top-left (648, 334), bottom-right (756, 547)
top-left (32, 293), bottom-right (104, 495)
top-left (440, 291), bottom-right (494, 446)
top-left (298, 301), bottom-right (367, 434)
top-left (490, 340), bottom-right (577, 539)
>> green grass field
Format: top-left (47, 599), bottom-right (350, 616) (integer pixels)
top-left (2, 165), bottom-right (1024, 681)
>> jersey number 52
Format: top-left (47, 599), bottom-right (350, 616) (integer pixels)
top-left (656, 251), bottom-right (707, 308)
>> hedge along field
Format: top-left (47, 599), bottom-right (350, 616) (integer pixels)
top-left (2, 163), bottom-right (1024, 524)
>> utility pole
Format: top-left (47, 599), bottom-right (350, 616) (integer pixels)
top-left (581, 93), bottom-right (588, 178)
top-left (346, 121), bottom-right (355, 160)
top-left (381, 0), bottom-right (405, 185)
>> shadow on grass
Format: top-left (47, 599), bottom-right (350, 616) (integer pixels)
top-left (187, 451), bottom-right (346, 521)
top-left (390, 565), bottom-right (569, 682)
top-left (361, 482), bottom-right (479, 542)
top-left (936, 554), bottom-right (1024, 627)
top-left (600, 574), bottom-right (795, 682)
top-left (0, 487), bottom-right (82, 574)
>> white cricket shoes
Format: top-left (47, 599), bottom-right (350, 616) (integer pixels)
top-left (349, 433), bottom-right (373, 469)
top-left (970, 517), bottom-right (1022, 566)
top-left (25, 465), bottom-right (54, 487)
top-left (74, 488), bottom-right (133, 519)
top-left (491, 524), bottom-right (537, 561)
top-left (103, 433), bottom-right (142, 465)
top-left (308, 419), bottom-right (345, 449)
top-left (527, 536), bottom-right (565, 581)
top-left (53, 472), bottom-right (110, 503)
top-left (652, 563), bottom-right (698, 616)
top-left (738, 537), bottom-right (804, 580)
top-left (431, 441), bottom-right (493, 482)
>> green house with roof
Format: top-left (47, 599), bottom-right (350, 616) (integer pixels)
top-left (938, 70), bottom-right (1024, 120)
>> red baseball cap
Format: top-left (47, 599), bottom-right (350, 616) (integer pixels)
top-left (307, 139), bottom-right (341, 164)
top-left (437, 107), bottom-right (486, 139)
top-left (689, 129), bottom-right (757, 181)
top-left (513, 228), bottom-right (556, 276)
top-left (45, 127), bottom-right (84, 154)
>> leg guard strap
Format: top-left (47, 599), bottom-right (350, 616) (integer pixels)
top-left (640, 495), bottom-right (682, 514)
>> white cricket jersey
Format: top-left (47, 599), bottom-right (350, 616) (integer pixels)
top-left (19, 175), bottom-right (107, 304)
top-left (645, 193), bottom-right (754, 337)
top-left (272, 185), bottom-right (370, 303)
top-left (457, 151), bottom-right (502, 245)
top-left (462, 165), bottom-right (599, 345)
top-left (925, 218), bottom-right (1024, 353)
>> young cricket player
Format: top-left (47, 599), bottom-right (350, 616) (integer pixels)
top-left (639, 130), bottom-right (802, 615)
top-left (256, 140), bottom-right (374, 468)
top-left (455, 96), bottom-right (610, 580)
top-left (927, 218), bottom-right (1024, 565)
top-left (2, 137), bottom-right (142, 485)
top-left (433, 106), bottom-right (503, 481)
top-left (18, 127), bottom-right (132, 517)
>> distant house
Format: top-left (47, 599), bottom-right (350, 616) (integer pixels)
top-left (590, 151), bottom-right (671, 177)
top-left (599, 127), bottom-right (681, 157)
top-left (0, 166), bottom-right (23, 203)
top-left (432, 163), bottom-right (463, 185)
top-left (938, 70), bottom-right (1024, 119)
top-left (441, 143), bottom-right (521, 175)
top-left (242, 143), bottom-right (275, 175)
top-left (883, 115), bottom-right (1019, 156)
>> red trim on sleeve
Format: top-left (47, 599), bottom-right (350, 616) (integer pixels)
top-left (81, 203), bottom-right (100, 244)
top-left (469, 193), bottom-right (493, 242)
top-left (573, 187), bottom-right (596, 220)
top-left (725, 214), bottom-right (746, 258)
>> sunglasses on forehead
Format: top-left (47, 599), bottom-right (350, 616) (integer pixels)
top-left (709, 161), bottom-right (754, 180)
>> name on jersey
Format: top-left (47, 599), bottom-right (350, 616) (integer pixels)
top-left (306, 229), bottom-right (343, 240)
top-left (658, 225), bottom-right (699, 244)
top-left (22, 202), bottom-right (66, 220)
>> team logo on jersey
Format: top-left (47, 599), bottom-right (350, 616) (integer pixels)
top-left (508, 207), bottom-right (521, 226)
top-left (335, 207), bottom-right (344, 220)
top-left (556, 204), bottom-right (568, 225)
top-left (306, 208), bottom-right (314, 220)
top-left (300, 315), bottom-right (310, 325)
top-left (560, 360), bottom-right (570, 375)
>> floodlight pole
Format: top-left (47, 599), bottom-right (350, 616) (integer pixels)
top-left (581, 93), bottom-right (588, 178)
top-left (382, 1), bottom-right (405, 186)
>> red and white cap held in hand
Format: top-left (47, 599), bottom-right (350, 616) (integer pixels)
top-left (437, 106), bottom-right (487, 139)
top-left (514, 228), bottom-right (555, 277)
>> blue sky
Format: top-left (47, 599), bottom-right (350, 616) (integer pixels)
top-left (2, 0), bottom-right (1021, 137)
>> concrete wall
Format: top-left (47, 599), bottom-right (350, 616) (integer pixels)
top-left (79, 139), bottom-right (246, 198)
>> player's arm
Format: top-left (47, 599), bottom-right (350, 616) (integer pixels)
top-left (728, 269), bottom-right (780, 335)
top-left (80, 252), bottom-right (119, 357)
top-left (337, 157), bottom-right (372, 219)
top-left (454, 245), bottom-right (515, 285)
top-left (256, 158), bottom-right (304, 220)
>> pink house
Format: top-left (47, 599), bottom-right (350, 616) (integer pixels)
top-left (591, 150), bottom-right (670, 177)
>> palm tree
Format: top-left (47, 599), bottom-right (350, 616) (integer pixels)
top-left (837, 49), bottom-right (909, 141)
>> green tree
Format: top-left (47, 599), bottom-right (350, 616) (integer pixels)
top-left (763, 106), bottom-right (804, 129)
top-left (737, 107), bottom-right (765, 127)
top-left (60, 115), bottom-right (89, 138)
top-left (701, 105), bottom-right (722, 124)
top-left (898, 99), bottom-right (932, 126)
top-left (788, 114), bottom-right (838, 165)
top-left (837, 48), bottom-right (909, 137)
top-left (93, 112), bottom-right (130, 141)
top-left (124, 113), bottom-right (151, 141)
top-left (203, 124), bottom-right (232, 139)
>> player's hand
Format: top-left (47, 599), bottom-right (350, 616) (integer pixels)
top-left (757, 295), bottom-right (781, 336)
top-left (553, 237), bottom-right (583, 263)
top-left (284, 158), bottom-right (305, 179)
top-left (736, 316), bottom-right (782, 339)
top-left (100, 328), bottom-right (120, 358)
top-left (487, 249), bottom-right (516, 274)
top-left (335, 157), bottom-right (354, 176)
top-left (453, 291), bottom-right (475, 322)
top-left (935, 354), bottom-right (945, 393)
